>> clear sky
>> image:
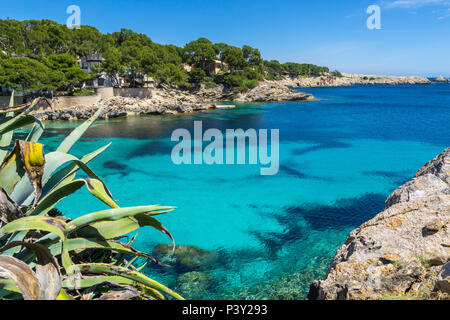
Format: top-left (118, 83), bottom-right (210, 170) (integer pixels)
top-left (1, 0), bottom-right (449, 76)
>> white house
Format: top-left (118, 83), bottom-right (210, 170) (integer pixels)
top-left (80, 54), bottom-right (123, 88)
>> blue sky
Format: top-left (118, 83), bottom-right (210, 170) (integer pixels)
top-left (1, 0), bottom-right (449, 76)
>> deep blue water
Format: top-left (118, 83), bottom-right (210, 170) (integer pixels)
top-left (37, 83), bottom-right (449, 299)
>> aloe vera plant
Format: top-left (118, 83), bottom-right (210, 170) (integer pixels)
top-left (0, 93), bottom-right (183, 300)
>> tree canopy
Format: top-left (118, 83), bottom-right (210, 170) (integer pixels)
top-left (0, 18), bottom-right (335, 93)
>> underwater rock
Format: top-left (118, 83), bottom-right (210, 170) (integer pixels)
top-left (103, 160), bottom-right (128, 171)
top-left (153, 244), bottom-right (219, 272)
top-left (176, 271), bottom-right (216, 300)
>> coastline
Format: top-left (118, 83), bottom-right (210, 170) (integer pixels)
top-left (31, 73), bottom-right (431, 121)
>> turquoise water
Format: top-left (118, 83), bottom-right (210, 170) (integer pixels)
top-left (36, 84), bottom-right (449, 299)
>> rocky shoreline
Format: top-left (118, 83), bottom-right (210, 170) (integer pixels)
top-left (32, 73), bottom-right (431, 121)
top-left (309, 148), bottom-right (450, 300)
top-left (33, 81), bottom-right (313, 121)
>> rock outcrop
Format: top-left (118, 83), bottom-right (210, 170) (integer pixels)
top-left (153, 244), bottom-right (219, 272)
top-left (309, 148), bottom-right (450, 300)
top-left (235, 82), bottom-right (313, 102)
top-left (274, 73), bottom-right (431, 88)
top-left (435, 76), bottom-right (449, 83)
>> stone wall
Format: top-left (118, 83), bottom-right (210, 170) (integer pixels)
top-left (0, 96), bottom-right (24, 108)
top-left (96, 87), bottom-right (114, 99)
top-left (113, 87), bottom-right (152, 99)
top-left (51, 95), bottom-right (102, 110)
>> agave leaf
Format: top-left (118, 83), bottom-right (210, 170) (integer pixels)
top-left (0, 140), bottom-right (45, 205)
top-left (57, 105), bottom-right (103, 154)
top-left (14, 149), bottom-right (113, 207)
top-left (26, 179), bottom-right (87, 217)
top-left (74, 263), bottom-right (183, 300)
top-left (0, 255), bottom-right (41, 300)
top-left (42, 143), bottom-right (111, 198)
top-left (0, 140), bottom-right (26, 194)
top-left (5, 178), bottom-right (117, 257)
top-left (28, 178), bottom-right (118, 218)
top-left (68, 205), bottom-right (173, 232)
top-left (0, 93), bottom-right (15, 162)
top-left (0, 278), bottom-right (21, 294)
top-left (61, 275), bottom-right (165, 300)
top-left (0, 97), bottom-right (39, 116)
top-left (0, 187), bottom-right (22, 225)
top-left (97, 283), bottom-right (142, 300)
top-left (25, 118), bottom-right (45, 143)
top-left (75, 213), bottom-right (175, 248)
top-left (18, 141), bottom-right (45, 206)
top-left (48, 238), bottom-right (164, 266)
top-left (0, 130), bottom-right (13, 163)
top-left (56, 288), bottom-right (75, 300)
top-left (0, 115), bottom-right (36, 137)
top-left (14, 152), bottom-right (82, 206)
top-left (84, 178), bottom-right (118, 208)
top-left (0, 241), bottom-right (62, 300)
top-left (0, 216), bottom-right (73, 277)
top-left (0, 216), bottom-right (67, 241)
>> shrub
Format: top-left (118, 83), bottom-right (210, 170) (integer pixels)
top-left (222, 73), bottom-right (244, 89)
top-left (330, 70), bottom-right (343, 78)
top-left (243, 79), bottom-right (259, 90)
top-left (188, 68), bottom-right (206, 85)
top-left (242, 67), bottom-right (260, 80)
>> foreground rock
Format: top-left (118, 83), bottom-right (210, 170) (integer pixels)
top-left (309, 148), bottom-right (450, 300)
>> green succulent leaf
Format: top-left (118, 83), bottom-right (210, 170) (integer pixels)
top-left (72, 263), bottom-right (184, 300)
top-left (57, 105), bottom-right (103, 154)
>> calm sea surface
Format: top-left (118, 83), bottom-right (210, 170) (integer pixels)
top-left (36, 83), bottom-right (450, 299)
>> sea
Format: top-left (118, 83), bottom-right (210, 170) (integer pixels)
top-left (36, 83), bottom-right (450, 299)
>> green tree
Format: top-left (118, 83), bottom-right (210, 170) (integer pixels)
top-left (242, 45), bottom-right (263, 66)
top-left (100, 49), bottom-right (126, 87)
top-left (155, 63), bottom-right (188, 87)
top-left (188, 68), bottom-right (206, 85)
top-left (44, 53), bottom-right (90, 88)
top-left (183, 38), bottom-right (216, 65)
top-left (0, 57), bottom-right (64, 93)
top-left (219, 45), bottom-right (246, 72)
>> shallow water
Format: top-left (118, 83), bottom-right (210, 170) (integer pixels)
top-left (36, 84), bottom-right (450, 299)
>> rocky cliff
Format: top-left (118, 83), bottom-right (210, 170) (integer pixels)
top-left (309, 148), bottom-right (450, 300)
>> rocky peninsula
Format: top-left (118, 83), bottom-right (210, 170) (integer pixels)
top-left (272, 73), bottom-right (431, 88)
top-left (309, 148), bottom-right (450, 300)
top-left (31, 73), bottom-right (431, 121)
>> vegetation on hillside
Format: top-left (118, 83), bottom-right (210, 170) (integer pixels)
top-left (0, 19), bottom-right (336, 95)
top-left (0, 93), bottom-right (183, 300)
